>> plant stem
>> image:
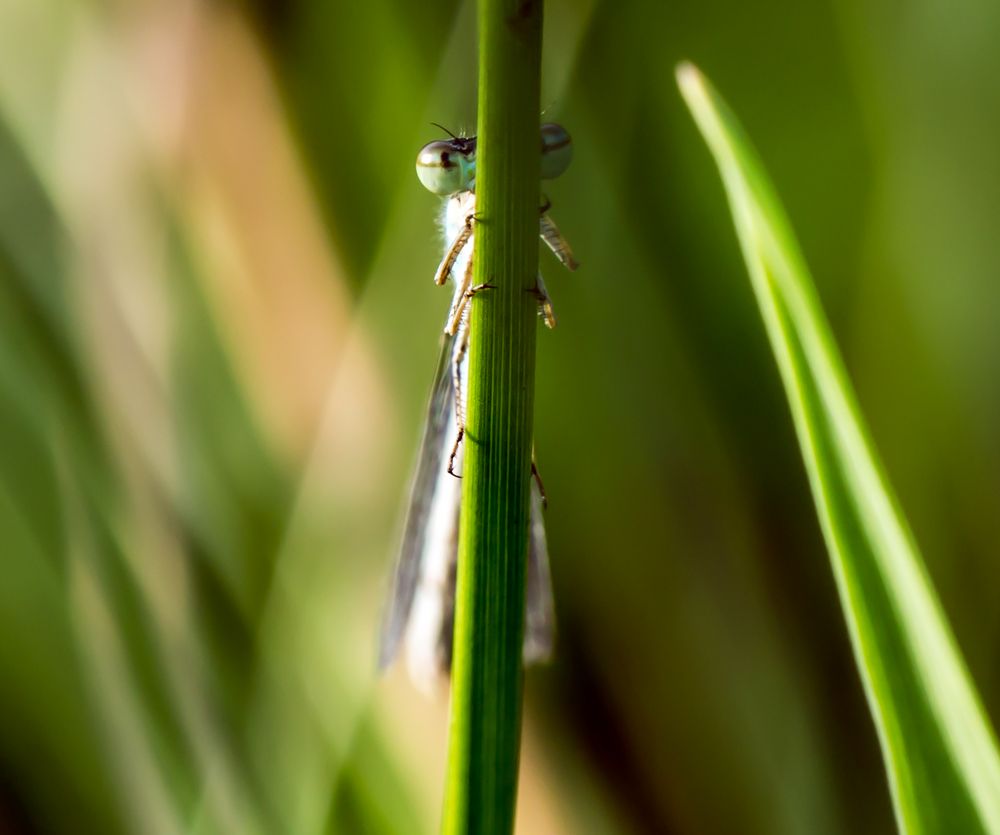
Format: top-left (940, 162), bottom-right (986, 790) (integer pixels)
top-left (441, 0), bottom-right (543, 832)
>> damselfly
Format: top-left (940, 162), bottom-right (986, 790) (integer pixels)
top-left (379, 123), bottom-right (577, 693)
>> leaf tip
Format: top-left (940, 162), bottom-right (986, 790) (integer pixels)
top-left (675, 61), bottom-right (704, 102)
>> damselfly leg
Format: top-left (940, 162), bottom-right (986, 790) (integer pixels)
top-left (529, 272), bottom-right (557, 329)
top-left (435, 211), bottom-right (478, 287)
top-left (540, 211), bottom-right (578, 272)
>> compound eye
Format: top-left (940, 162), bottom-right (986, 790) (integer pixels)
top-left (416, 140), bottom-right (472, 195)
top-left (540, 123), bottom-right (572, 180)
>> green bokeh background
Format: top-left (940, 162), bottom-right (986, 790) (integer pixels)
top-left (2, 0), bottom-right (999, 832)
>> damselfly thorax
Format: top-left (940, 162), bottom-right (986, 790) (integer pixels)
top-left (379, 123), bottom-right (577, 694)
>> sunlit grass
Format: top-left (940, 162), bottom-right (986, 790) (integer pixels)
top-left (679, 61), bottom-right (1000, 834)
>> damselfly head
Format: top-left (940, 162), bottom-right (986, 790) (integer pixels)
top-left (416, 137), bottom-right (477, 196)
top-left (417, 123), bottom-right (571, 194)
top-left (540, 123), bottom-right (572, 180)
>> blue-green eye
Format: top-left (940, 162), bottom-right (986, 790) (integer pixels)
top-left (417, 126), bottom-right (570, 192)
top-left (540, 123), bottom-right (572, 180)
top-left (416, 139), bottom-right (476, 195)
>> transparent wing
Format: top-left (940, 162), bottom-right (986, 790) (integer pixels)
top-left (524, 478), bottom-right (556, 663)
top-left (379, 333), bottom-right (556, 673)
top-left (378, 332), bottom-right (456, 670)
top-left (434, 475), bottom-right (555, 671)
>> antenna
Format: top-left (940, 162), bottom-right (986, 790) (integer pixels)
top-left (430, 121), bottom-right (460, 140)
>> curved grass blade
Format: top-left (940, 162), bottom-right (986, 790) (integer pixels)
top-left (677, 62), bottom-right (1000, 834)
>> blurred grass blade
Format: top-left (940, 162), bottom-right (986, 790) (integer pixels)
top-left (677, 62), bottom-right (1000, 834)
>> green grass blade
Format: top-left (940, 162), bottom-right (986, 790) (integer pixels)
top-left (677, 62), bottom-right (1000, 834)
top-left (441, 0), bottom-right (544, 831)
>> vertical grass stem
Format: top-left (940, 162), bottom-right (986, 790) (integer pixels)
top-left (441, 0), bottom-right (544, 832)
